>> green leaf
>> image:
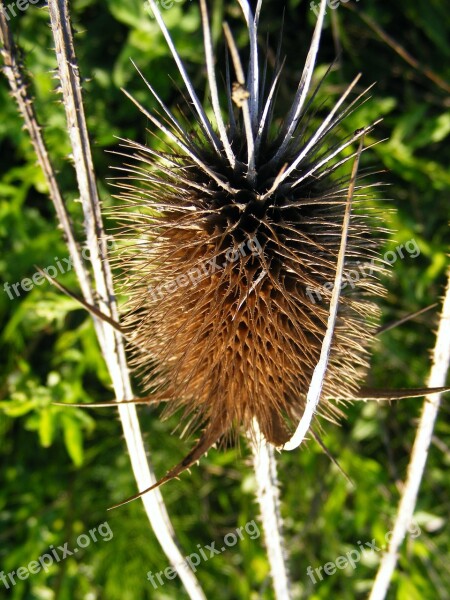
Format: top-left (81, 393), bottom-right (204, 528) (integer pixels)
top-left (62, 414), bottom-right (85, 467)
top-left (38, 407), bottom-right (55, 447)
top-left (0, 398), bottom-right (37, 417)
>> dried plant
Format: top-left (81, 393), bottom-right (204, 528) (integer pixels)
top-left (112, 0), bottom-right (384, 491)
top-left (1, 1), bottom-right (448, 598)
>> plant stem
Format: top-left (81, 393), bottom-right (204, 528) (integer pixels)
top-left (369, 268), bottom-right (450, 600)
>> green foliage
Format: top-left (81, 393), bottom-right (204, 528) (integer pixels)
top-left (0, 0), bottom-right (449, 599)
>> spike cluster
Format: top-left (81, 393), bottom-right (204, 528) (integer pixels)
top-left (111, 0), bottom-right (384, 482)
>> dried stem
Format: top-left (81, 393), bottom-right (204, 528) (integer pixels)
top-left (250, 421), bottom-right (291, 600)
top-left (0, 1), bottom-right (206, 597)
top-left (47, 2), bottom-right (206, 597)
top-left (369, 267), bottom-right (450, 600)
top-left (0, 6), bottom-right (93, 309)
top-left (283, 139), bottom-right (364, 451)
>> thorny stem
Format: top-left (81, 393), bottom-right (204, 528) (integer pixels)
top-left (250, 421), bottom-right (291, 600)
top-left (0, 2), bottom-right (206, 598)
top-left (369, 267), bottom-right (450, 600)
top-left (0, 6), bottom-right (93, 314)
top-left (47, 2), bottom-right (206, 597)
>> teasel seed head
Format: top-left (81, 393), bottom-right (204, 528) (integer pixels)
top-left (111, 0), bottom-right (386, 486)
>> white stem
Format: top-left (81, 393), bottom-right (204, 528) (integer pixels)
top-left (369, 268), bottom-right (450, 600)
top-left (250, 421), bottom-right (291, 600)
top-left (283, 139), bottom-right (363, 451)
top-left (47, 2), bottom-right (206, 598)
top-left (0, 9), bottom-right (93, 314)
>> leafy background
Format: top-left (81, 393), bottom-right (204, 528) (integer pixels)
top-left (0, 0), bottom-right (449, 598)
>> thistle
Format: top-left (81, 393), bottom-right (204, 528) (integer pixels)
top-left (112, 0), bottom-right (384, 489)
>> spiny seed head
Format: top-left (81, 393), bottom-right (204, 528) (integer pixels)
top-left (111, 0), bottom-right (385, 483)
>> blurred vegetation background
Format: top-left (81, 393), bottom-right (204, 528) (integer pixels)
top-left (0, 0), bottom-right (449, 598)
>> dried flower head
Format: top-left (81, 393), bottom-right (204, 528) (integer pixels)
top-left (112, 0), bottom-right (385, 488)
